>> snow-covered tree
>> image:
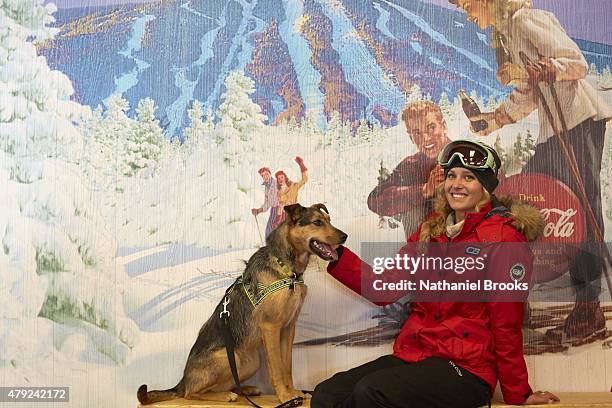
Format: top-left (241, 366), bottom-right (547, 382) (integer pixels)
top-left (599, 65), bottom-right (612, 87)
top-left (601, 65), bottom-right (612, 82)
top-left (204, 105), bottom-right (215, 131)
top-left (0, 0), bottom-right (138, 371)
top-left (486, 95), bottom-right (497, 111)
top-left (356, 118), bottom-right (372, 143)
top-left (438, 92), bottom-right (452, 118)
top-left (493, 135), bottom-right (507, 172)
top-left (88, 94), bottom-right (135, 185)
top-left (324, 110), bottom-right (341, 146)
top-left (406, 83), bottom-right (423, 104)
top-left (184, 100), bottom-right (214, 146)
top-left (370, 121), bottom-right (385, 145)
top-left (184, 99), bottom-right (204, 142)
top-left (303, 109), bottom-right (324, 137)
top-left (217, 70), bottom-right (267, 141)
top-left (124, 98), bottom-right (165, 176)
top-left (589, 63), bottom-right (599, 76)
top-left (452, 93), bottom-right (462, 116)
top-left (469, 89), bottom-right (485, 110)
top-left (287, 115), bottom-right (298, 132)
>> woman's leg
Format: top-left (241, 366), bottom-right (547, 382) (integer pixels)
top-left (342, 357), bottom-right (490, 408)
top-left (310, 355), bottom-right (405, 408)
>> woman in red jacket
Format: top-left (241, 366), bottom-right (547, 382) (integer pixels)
top-left (311, 140), bottom-right (559, 407)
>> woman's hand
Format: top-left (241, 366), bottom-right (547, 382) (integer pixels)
top-left (295, 156), bottom-right (308, 172)
top-left (523, 390), bottom-right (560, 405)
top-left (422, 166), bottom-right (445, 198)
top-left (525, 58), bottom-right (556, 87)
top-left (497, 62), bottom-right (529, 86)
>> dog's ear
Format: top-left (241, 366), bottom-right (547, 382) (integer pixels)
top-left (284, 204), bottom-right (305, 224)
top-left (311, 203), bottom-right (329, 214)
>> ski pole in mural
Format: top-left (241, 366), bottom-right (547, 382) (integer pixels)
top-left (252, 166), bottom-right (279, 240)
top-left (452, 0), bottom-right (612, 345)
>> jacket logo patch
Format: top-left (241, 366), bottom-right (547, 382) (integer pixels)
top-left (449, 360), bottom-right (463, 377)
top-left (510, 263), bottom-right (526, 282)
top-left (465, 246), bottom-right (481, 255)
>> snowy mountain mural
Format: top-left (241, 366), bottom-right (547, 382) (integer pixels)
top-left (41, 0), bottom-right (612, 138)
top-left (3, 0), bottom-right (612, 406)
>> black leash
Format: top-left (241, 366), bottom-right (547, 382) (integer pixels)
top-left (219, 292), bottom-right (304, 408)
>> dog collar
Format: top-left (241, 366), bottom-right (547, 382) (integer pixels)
top-left (272, 255), bottom-right (297, 278)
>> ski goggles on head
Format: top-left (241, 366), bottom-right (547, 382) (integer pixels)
top-left (437, 140), bottom-right (499, 173)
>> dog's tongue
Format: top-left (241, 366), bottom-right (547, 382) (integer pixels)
top-left (322, 243), bottom-right (338, 261)
top-left (330, 246), bottom-right (339, 261)
top-left (313, 240), bottom-right (339, 261)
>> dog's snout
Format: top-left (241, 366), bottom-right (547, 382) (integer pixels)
top-left (338, 231), bottom-right (348, 244)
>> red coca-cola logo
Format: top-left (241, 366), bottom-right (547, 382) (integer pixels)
top-left (498, 173), bottom-right (585, 283)
top-left (541, 208), bottom-right (577, 239)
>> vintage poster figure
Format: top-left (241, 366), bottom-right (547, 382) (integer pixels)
top-left (453, 0), bottom-right (612, 340)
top-left (251, 167), bottom-right (279, 239)
top-left (368, 101), bottom-right (451, 238)
top-left (273, 156), bottom-right (309, 229)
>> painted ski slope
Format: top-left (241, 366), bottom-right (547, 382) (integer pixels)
top-left (164, 2), bottom-right (228, 137)
top-left (315, 0), bottom-right (406, 118)
top-left (279, 0), bottom-right (326, 127)
top-left (381, 0), bottom-right (493, 71)
top-left (109, 14), bottom-right (156, 102)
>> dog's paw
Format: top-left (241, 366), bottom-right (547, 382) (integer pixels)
top-left (225, 391), bottom-right (239, 402)
top-left (278, 389), bottom-right (305, 403)
top-left (238, 386), bottom-right (261, 396)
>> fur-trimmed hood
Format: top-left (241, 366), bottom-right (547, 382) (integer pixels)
top-left (495, 195), bottom-right (544, 242)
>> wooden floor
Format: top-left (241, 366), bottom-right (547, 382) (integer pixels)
top-left (490, 393), bottom-right (612, 407)
top-left (139, 393), bottom-right (612, 407)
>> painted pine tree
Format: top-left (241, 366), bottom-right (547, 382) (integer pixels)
top-left (0, 0), bottom-right (138, 369)
top-left (438, 92), bottom-right (452, 118)
top-left (125, 98), bottom-right (165, 176)
top-left (356, 118), bottom-right (372, 144)
top-left (184, 100), bottom-right (205, 144)
top-left (217, 70), bottom-right (267, 141)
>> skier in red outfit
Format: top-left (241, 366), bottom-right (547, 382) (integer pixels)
top-left (311, 140), bottom-right (559, 407)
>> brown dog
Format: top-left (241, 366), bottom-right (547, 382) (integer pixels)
top-left (138, 203), bottom-right (347, 404)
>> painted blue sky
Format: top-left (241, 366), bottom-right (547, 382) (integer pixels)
top-left (51, 0), bottom-right (610, 45)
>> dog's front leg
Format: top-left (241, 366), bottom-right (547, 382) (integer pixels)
top-left (260, 323), bottom-right (303, 403)
top-left (281, 321), bottom-right (307, 399)
top-left (280, 317), bottom-right (304, 397)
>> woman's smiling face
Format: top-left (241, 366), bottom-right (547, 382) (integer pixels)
top-left (444, 167), bottom-right (485, 215)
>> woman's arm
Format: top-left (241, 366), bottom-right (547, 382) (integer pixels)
top-left (488, 301), bottom-right (532, 404)
top-left (498, 9), bottom-right (587, 125)
top-left (517, 9), bottom-right (588, 82)
top-left (327, 229), bottom-right (422, 306)
top-left (486, 226), bottom-right (533, 404)
top-left (294, 170), bottom-right (308, 189)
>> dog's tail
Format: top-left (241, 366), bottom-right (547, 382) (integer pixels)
top-left (137, 380), bottom-right (184, 405)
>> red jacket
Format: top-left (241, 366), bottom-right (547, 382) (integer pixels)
top-left (328, 198), bottom-right (543, 404)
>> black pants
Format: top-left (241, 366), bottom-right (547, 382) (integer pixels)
top-left (311, 355), bottom-right (491, 408)
top-left (523, 118), bottom-right (607, 301)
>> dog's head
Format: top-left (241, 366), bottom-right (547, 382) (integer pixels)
top-left (284, 203), bottom-right (348, 261)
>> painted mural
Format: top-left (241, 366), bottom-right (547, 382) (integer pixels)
top-left (1, 0), bottom-right (612, 406)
